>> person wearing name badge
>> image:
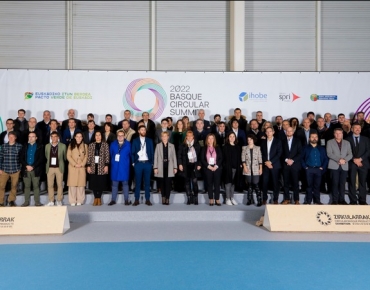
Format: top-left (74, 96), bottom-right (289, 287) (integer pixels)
top-left (153, 131), bottom-right (177, 205)
top-left (20, 132), bottom-right (45, 207)
top-left (108, 129), bottom-right (131, 206)
top-left (131, 125), bottom-right (154, 206)
top-left (87, 131), bottom-right (109, 206)
top-left (67, 132), bottom-right (88, 206)
top-left (177, 131), bottom-right (202, 205)
top-left (201, 133), bottom-right (223, 206)
top-left (45, 132), bottom-right (67, 206)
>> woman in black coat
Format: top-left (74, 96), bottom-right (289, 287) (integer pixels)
top-left (222, 132), bottom-right (241, 206)
top-left (177, 131), bottom-right (202, 205)
top-left (201, 133), bottom-right (223, 206)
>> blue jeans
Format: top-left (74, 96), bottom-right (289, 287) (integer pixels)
top-left (111, 180), bottom-right (129, 202)
top-left (134, 162), bottom-right (152, 201)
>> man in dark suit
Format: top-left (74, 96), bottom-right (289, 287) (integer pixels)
top-left (273, 115), bottom-right (283, 133)
top-left (256, 111), bottom-right (266, 131)
top-left (215, 122), bottom-right (227, 147)
top-left (211, 114), bottom-right (221, 134)
top-left (138, 111), bottom-right (156, 141)
top-left (61, 108), bottom-right (83, 132)
top-left (193, 119), bottom-right (210, 148)
top-left (117, 110), bottom-right (137, 131)
top-left (13, 109), bottom-right (28, 133)
top-left (260, 126), bottom-right (282, 204)
top-left (346, 124), bottom-right (370, 205)
top-left (131, 125), bottom-right (154, 206)
top-left (43, 119), bottom-right (62, 146)
top-left (296, 118), bottom-right (318, 147)
top-left (36, 110), bottom-right (51, 143)
top-left (0, 118), bottom-right (21, 145)
top-left (20, 117), bottom-right (43, 145)
top-left (247, 119), bottom-right (264, 146)
top-left (324, 112), bottom-right (333, 130)
top-left (155, 118), bottom-right (172, 145)
top-left (277, 120), bottom-right (290, 141)
top-left (193, 109), bottom-right (211, 131)
top-left (228, 108), bottom-right (248, 134)
top-left (228, 118), bottom-right (247, 146)
top-left (83, 120), bottom-right (97, 145)
top-left (307, 111), bottom-right (318, 130)
top-left (281, 127), bottom-right (302, 204)
top-left (62, 118), bottom-right (82, 146)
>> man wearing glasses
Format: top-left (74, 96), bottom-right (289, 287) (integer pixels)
top-left (0, 119), bottom-right (20, 145)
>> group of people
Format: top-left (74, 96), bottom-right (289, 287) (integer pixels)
top-left (0, 107), bottom-right (369, 207)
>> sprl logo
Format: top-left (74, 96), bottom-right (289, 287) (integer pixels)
top-left (279, 93), bottom-right (300, 102)
top-left (123, 78), bottom-right (167, 121)
top-left (24, 92), bottom-right (33, 100)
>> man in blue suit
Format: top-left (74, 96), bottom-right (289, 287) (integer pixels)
top-left (62, 118), bottom-right (81, 147)
top-left (131, 125), bottom-right (154, 206)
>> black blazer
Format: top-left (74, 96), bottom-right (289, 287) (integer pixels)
top-left (61, 118), bottom-right (83, 132)
top-left (296, 128), bottom-right (318, 147)
top-left (346, 135), bottom-right (370, 168)
top-left (281, 136), bottom-right (302, 169)
top-left (177, 142), bottom-right (202, 178)
top-left (43, 129), bottom-right (62, 146)
top-left (138, 119), bottom-right (156, 141)
top-left (222, 144), bottom-right (241, 183)
top-left (20, 143), bottom-right (45, 177)
top-left (215, 132), bottom-right (227, 147)
top-left (82, 130), bottom-right (96, 145)
top-left (260, 137), bottom-right (282, 169)
top-left (200, 146), bottom-right (223, 169)
top-left (117, 119), bottom-right (137, 131)
top-left (20, 128), bottom-right (43, 145)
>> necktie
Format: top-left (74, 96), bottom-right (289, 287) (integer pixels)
top-left (355, 136), bottom-right (359, 147)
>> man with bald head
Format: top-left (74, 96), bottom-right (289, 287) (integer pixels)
top-left (61, 108), bottom-right (82, 132)
top-left (21, 117), bottom-right (43, 145)
top-left (193, 109), bottom-right (210, 131)
top-left (281, 127), bottom-right (302, 204)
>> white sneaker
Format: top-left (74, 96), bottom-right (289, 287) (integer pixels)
top-left (231, 198), bottom-right (238, 205)
top-left (47, 201), bottom-right (54, 206)
top-left (76, 203), bottom-right (82, 206)
top-left (71, 203), bottom-right (76, 206)
top-left (56, 201), bottom-right (62, 206)
top-left (225, 198), bottom-right (232, 205)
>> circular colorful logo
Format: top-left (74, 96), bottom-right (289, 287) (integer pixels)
top-left (310, 94), bottom-right (318, 102)
top-left (123, 78), bottom-right (167, 120)
top-left (239, 92), bottom-right (248, 102)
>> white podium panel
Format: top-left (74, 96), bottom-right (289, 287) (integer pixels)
top-left (0, 206), bottom-right (70, 235)
top-left (263, 205), bottom-right (370, 232)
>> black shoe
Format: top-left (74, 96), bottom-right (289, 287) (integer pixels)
top-left (194, 196), bottom-right (198, 205)
top-left (145, 200), bottom-right (152, 206)
top-left (350, 202), bottom-right (358, 205)
top-left (21, 202), bottom-right (30, 207)
top-left (359, 201), bottom-right (368, 205)
top-left (124, 200), bottom-right (132, 206)
top-left (314, 201), bottom-right (323, 205)
top-left (35, 202), bottom-right (44, 207)
top-left (331, 202), bottom-right (338, 205)
top-left (132, 200), bottom-right (140, 206)
top-left (0, 203), bottom-right (4, 207)
top-left (339, 200), bottom-right (348, 205)
top-left (215, 200), bottom-right (221, 206)
top-left (108, 201), bottom-right (116, 206)
top-left (9, 201), bottom-right (16, 207)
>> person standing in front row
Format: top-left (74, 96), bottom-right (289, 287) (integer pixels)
top-left (131, 125), bottom-right (154, 206)
top-left (301, 132), bottom-right (328, 205)
top-left (154, 131), bottom-right (177, 205)
top-left (67, 132), bottom-right (88, 206)
top-left (20, 132), bottom-right (45, 207)
top-left (108, 129), bottom-right (131, 205)
top-left (45, 132), bottom-right (66, 206)
top-left (177, 131), bottom-right (202, 205)
top-left (0, 132), bottom-right (22, 207)
top-left (326, 128), bottom-right (353, 205)
top-left (201, 133), bottom-right (223, 206)
top-left (87, 131), bottom-right (110, 206)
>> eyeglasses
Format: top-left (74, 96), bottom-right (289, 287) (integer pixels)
top-left (6, 122), bottom-right (13, 125)
top-left (117, 135), bottom-right (125, 137)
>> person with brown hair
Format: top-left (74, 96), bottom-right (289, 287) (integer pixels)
top-left (201, 133), bottom-right (223, 206)
top-left (67, 132), bottom-right (88, 206)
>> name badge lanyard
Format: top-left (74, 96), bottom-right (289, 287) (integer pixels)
top-left (209, 148), bottom-right (215, 165)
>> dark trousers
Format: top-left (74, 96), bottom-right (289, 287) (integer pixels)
top-left (348, 163), bottom-right (368, 204)
top-left (205, 167), bottom-right (222, 200)
top-left (262, 167), bottom-right (280, 202)
top-left (158, 162), bottom-right (172, 199)
top-left (282, 166), bottom-right (300, 201)
top-left (331, 167), bottom-right (348, 204)
top-left (305, 167), bottom-right (323, 204)
top-left (184, 164), bottom-right (199, 195)
top-left (134, 162), bottom-right (152, 201)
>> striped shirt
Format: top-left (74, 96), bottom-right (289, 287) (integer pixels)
top-left (0, 143), bottom-right (22, 173)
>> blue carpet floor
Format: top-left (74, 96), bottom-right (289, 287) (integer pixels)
top-left (1, 241), bottom-right (369, 290)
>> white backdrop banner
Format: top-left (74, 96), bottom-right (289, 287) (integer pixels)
top-left (0, 69), bottom-right (369, 127)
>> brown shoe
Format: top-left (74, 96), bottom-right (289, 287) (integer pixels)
top-left (162, 197), bottom-right (166, 204)
top-left (145, 200), bottom-right (153, 206)
top-left (294, 200), bottom-right (300, 205)
top-left (132, 200), bottom-right (140, 206)
top-left (93, 198), bottom-right (97, 206)
top-left (97, 198), bottom-right (102, 206)
top-left (281, 200), bottom-right (290, 205)
top-left (262, 200), bottom-right (267, 205)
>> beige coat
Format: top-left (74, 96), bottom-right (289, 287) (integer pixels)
top-left (153, 142), bottom-right (177, 178)
top-left (241, 145), bottom-right (262, 176)
top-left (67, 143), bottom-right (88, 186)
